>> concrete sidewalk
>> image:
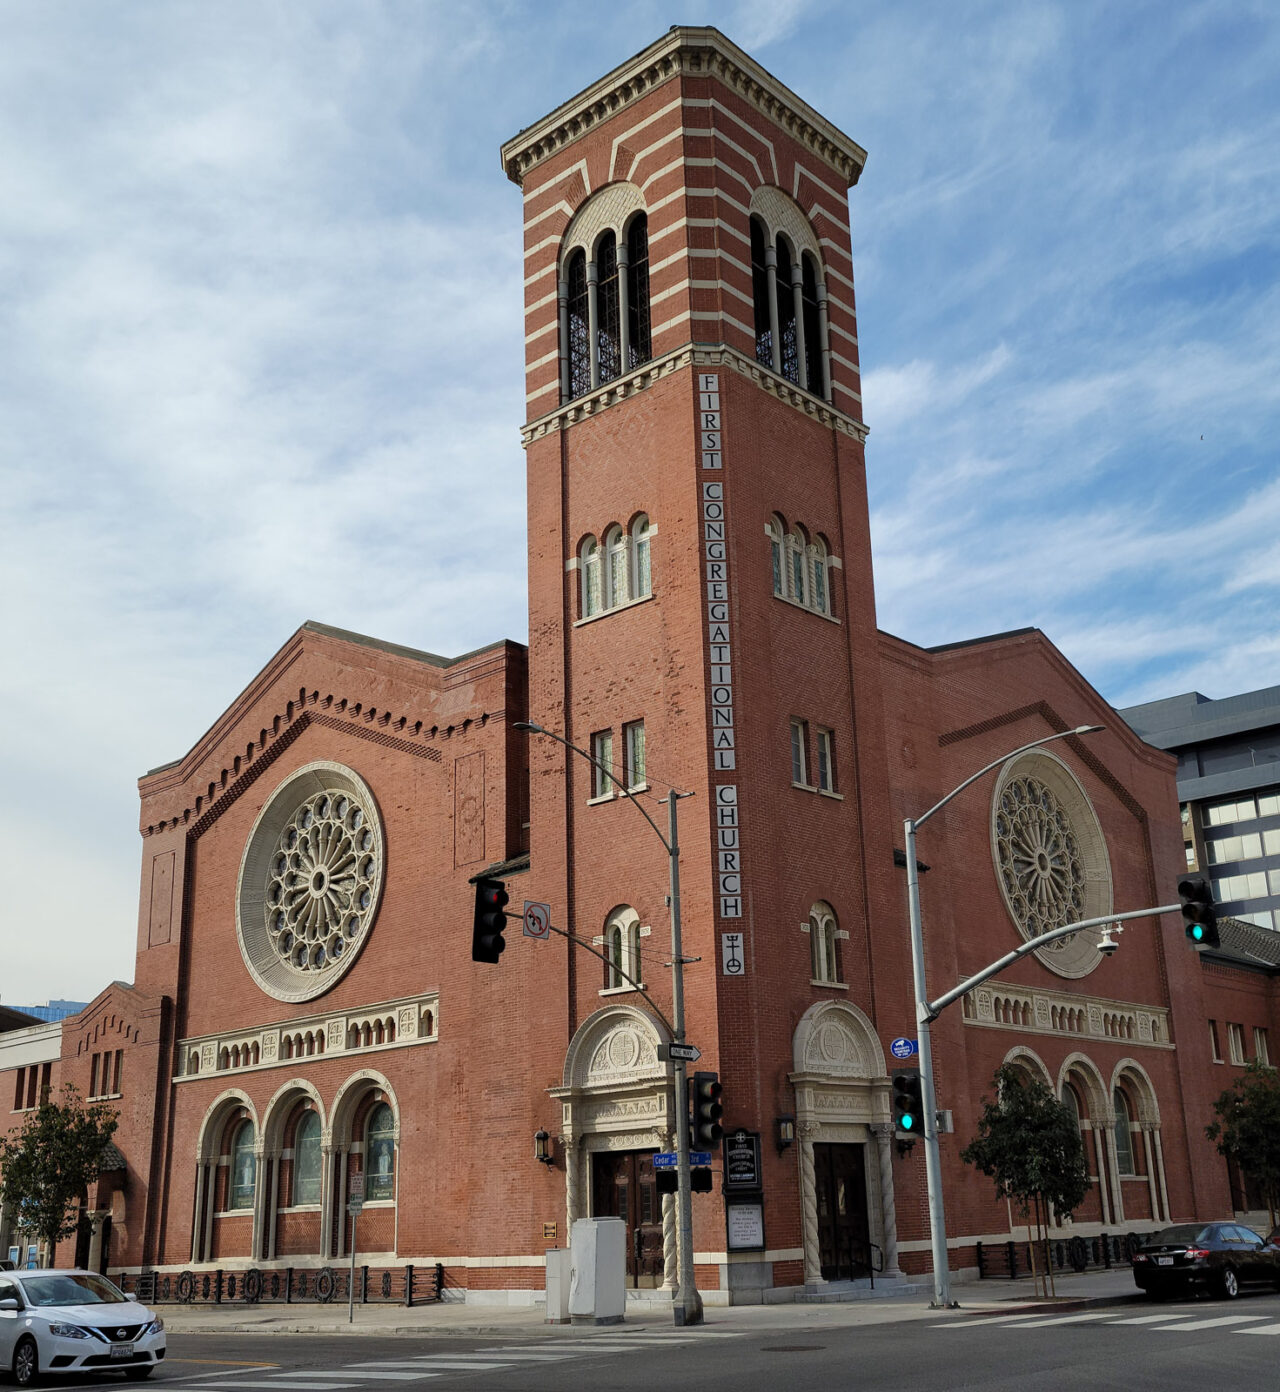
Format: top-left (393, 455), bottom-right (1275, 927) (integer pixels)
top-left (157, 1267), bottom-right (1143, 1337)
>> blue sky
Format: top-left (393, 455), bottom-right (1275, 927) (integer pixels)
top-left (3, 1), bottom-right (1278, 1003)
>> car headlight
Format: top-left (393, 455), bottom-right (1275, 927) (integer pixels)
top-left (47, 1324), bottom-right (92, 1339)
top-left (145, 1317), bottom-right (164, 1336)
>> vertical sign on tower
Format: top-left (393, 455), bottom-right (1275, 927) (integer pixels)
top-left (699, 373), bottom-right (747, 966)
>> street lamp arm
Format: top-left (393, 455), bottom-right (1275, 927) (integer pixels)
top-left (922, 902), bottom-right (1180, 1022)
top-left (911, 725), bottom-right (1103, 831)
top-left (513, 720), bottom-right (672, 853)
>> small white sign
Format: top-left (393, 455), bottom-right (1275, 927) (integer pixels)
top-left (523, 901), bottom-right (552, 940)
top-left (721, 932), bottom-right (745, 977)
top-left (348, 1199), bottom-right (364, 1217)
top-left (349, 1171), bottom-right (365, 1199)
top-left (726, 1202), bottom-right (764, 1251)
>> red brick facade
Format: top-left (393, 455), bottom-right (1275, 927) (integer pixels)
top-left (2, 27), bottom-right (1275, 1300)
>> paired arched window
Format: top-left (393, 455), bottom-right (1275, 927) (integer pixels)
top-left (580, 514), bottom-right (652, 618)
top-left (1112, 1087), bottom-right (1136, 1176)
top-left (292, 1110), bottom-right (322, 1206)
top-left (750, 214), bottom-right (829, 400)
top-left (767, 515), bottom-right (833, 616)
top-left (229, 1120), bottom-right (256, 1210)
top-left (365, 1102), bottom-right (396, 1200)
top-left (562, 213), bottom-right (653, 403)
top-left (809, 902), bottom-right (841, 984)
top-left (604, 907), bottom-right (642, 991)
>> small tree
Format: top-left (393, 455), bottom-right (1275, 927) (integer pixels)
top-left (961, 1064), bottom-right (1089, 1297)
top-left (1206, 1059), bottom-right (1280, 1230)
top-left (0, 1085), bottom-right (119, 1262)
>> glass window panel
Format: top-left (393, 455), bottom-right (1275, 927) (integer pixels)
top-left (230, 1122), bottom-right (256, 1210)
top-left (1241, 832), bottom-right (1262, 858)
top-left (1258, 794), bottom-right (1280, 817)
top-left (1264, 829), bottom-right (1280, 855)
top-left (608, 536), bottom-right (627, 607)
top-left (771, 536), bottom-right (783, 595)
top-left (790, 721), bottom-right (807, 785)
top-left (293, 1112), bottom-right (321, 1205)
top-left (817, 729), bottom-right (834, 792)
top-left (592, 731), bottom-right (613, 799)
top-left (812, 556), bottom-right (826, 613)
top-left (366, 1103), bottom-right (395, 1200)
top-left (1112, 1091), bottom-right (1135, 1175)
top-left (790, 544), bottom-right (805, 603)
top-left (624, 720), bottom-right (646, 789)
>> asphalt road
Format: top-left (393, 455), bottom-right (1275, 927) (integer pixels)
top-left (31, 1291), bottom-right (1280, 1392)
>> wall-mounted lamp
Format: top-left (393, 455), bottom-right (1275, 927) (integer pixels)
top-left (534, 1129), bottom-right (554, 1166)
top-left (775, 1115), bottom-right (796, 1155)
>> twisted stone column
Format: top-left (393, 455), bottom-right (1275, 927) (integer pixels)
top-left (662, 1192), bottom-right (677, 1290)
top-left (799, 1123), bottom-right (824, 1288)
top-left (870, 1124), bottom-right (901, 1278)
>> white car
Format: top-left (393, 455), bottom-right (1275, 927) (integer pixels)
top-left (0, 1269), bottom-right (165, 1386)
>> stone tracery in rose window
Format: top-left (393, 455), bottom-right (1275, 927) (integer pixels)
top-left (994, 776), bottom-right (1086, 947)
top-left (264, 789), bottom-right (380, 975)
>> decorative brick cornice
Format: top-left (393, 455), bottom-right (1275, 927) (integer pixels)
top-left (520, 343), bottom-right (867, 446)
top-left (501, 26), bottom-right (867, 190)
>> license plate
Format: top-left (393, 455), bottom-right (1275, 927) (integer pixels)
top-left (110, 1344), bottom-right (134, 1360)
top-left (1156, 1256), bottom-right (1173, 1266)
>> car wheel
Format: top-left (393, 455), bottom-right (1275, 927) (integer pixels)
top-left (12, 1335), bottom-right (39, 1388)
top-left (123, 1367), bottom-right (154, 1380)
top-left (1219, 1266), bottom-right (1240, 1300)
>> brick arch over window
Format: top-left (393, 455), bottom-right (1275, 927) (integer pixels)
top-left (191, 1091), bottom-right (259, 1264)
top-left (1056, 1053), bottom-right (1112, 1227)
top-left (257, 1081), bottom-right (327, 1260)
top-left (324, 1072), bottom-right (401, 1262)
top-left (999, 1044), bottom-right (1053, 1087)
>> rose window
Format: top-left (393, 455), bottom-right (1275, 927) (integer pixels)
top-left (264, 791), bottom-right (379, 974)
top-left (237, 762), bottom-right (384, 1002)
top-left (994, 777), bottom-right (1086, 940)
top-left (989, 750), bottom-right (1113, 980)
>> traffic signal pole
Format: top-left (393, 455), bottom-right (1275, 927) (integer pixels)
top-left (904, 723), bottom-right (1105, 1310)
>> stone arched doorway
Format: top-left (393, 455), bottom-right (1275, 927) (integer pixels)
top-left (790, 1001), bottom-right (899, 1287)
top-left (550, 1004), bottom-right (675, 1289)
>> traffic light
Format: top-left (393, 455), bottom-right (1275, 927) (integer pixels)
top-left (471, 877), bottom-right (509, 963)
top-left (892, 1069), bottom-right (924, 1136)
top-left (690, 1167), bottom-right (713, 1194)
top-left (1178, 874), bottom-right (1220, 951)
top-left (655, 1169), bottom-right (678, 1196)
top-left (689, 1071), bottom-right (724, 1149)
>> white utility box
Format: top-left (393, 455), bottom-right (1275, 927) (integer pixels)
top-left (544, 1248), bottom-right (572, 1324)
top-left (568, 1216), bottom-right (626, 1325)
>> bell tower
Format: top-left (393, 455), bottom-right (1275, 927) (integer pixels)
top-left (503, 28), bottom-right (899, 1292)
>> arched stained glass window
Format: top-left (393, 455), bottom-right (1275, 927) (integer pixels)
top-left (776, 236), bottom-right (799, 385)
top-left (605, 525), bottom-right (627, 609)
top-left (631, 515), bottom-right (652, 598)
top-left (581, 536), bottom-right (602, 618)
top-left (293, 1110), bottom-right (321, 1206)
top-left (230, 1120), bottom-right (256, 1210)
top-left (596, 232), bottom-right (621, 386)
top-left (1112, 1088), bottom-right (1135, 1175)
top-left (366, 1103), bottom-right (395, 1201)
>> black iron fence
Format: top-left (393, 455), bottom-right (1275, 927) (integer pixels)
top-left (976, 1231), bottom-right (1142, 1279)
top-left (120, 1263), bottom-right (445, 1306)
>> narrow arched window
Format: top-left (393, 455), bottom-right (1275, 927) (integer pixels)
top-left (631, 514), bottom-right (652, 598)
top-left (581, 536), bottom-right (602, 617)
top-left (626, 215), bottom-right (652, 368)
top-left (811, 536), bottom-right (830, 615)
top-left (596, 232), bottom-right (621, 386)
top-left (809, 903), bottom-right (840, 984)
top-left (768, 516), bottom-right (785, 596)
top-left (293, 1111), bottom-right (321, 1206)
top-left (566, 250), bottom-right (590, 400)
top-left (1062, 1083), bottom-right (1084, 1139)
top-left (604, 908), bottom-right (641, 990)
top-left (776, 236), bottom-right (799, 385)
top-left (605, 525), bottom-right (628, 609)
top-left (230, 1120), bottom-right (256, 1210)
top-left (751, 217), bottom-right (772, 369)
top-left (801, 253), bottom-right (822, 396)
top-left (1112, 1088), bottom-right (1135, 1175)
top-left (789, 527), bottom-right (808, 606)
top-left (366, 1103), bottom-right (395, 1200)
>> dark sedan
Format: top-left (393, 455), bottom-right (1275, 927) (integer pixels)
top-left (1132, 1222), bottom-right (1280, 1299)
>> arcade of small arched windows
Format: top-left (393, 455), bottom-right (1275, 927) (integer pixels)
top-left (750, 213), bottom-right (831, 402)
top-left (190, 1078), bottom-right (401, 1265)
top-left (562, 212), bottom-right (653, 403)
top-left (767, 515), bottom-right (834, 618)
top-left (962, 988), bottom-right (1167, 1050)
top-left (577, 514), bottom-right (653, 620)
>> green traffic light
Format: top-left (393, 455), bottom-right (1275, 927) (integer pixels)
top-left (1191, 924), bottom-right (1204, 941)
top-left (901, 1114), bottom-right (915, 1130)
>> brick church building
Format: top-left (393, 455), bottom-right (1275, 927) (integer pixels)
top-left (3, 27), bottom-right (1276, 1303)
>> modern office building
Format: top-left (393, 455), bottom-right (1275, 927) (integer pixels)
top-left (1120, 686), bottom-right (1280, 931)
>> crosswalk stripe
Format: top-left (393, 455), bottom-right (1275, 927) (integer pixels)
top-left (1108, 1313), bottom-right (1204, 1324)
top-left (468, 1352), bottom-right (577, 1361)
top-left (357, 1361), bottom-right (510, 1371)
top-left (1239, 1323), bottom-right (1280, 1335)
top-left (1013, 1312), bottom-right (1129, 1329)
top-left (1144, 1314), bottom-right (1270, 1331)
top-left (183, 1383), bottom-right (364, 1390)
top-left (271, 1374), bottom-right (428, 1382)
top-left (931, 1313), bottom-right (1066, 1329)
